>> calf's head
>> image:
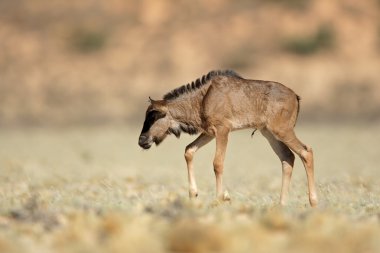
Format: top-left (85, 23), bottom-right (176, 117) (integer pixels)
top-left (138, 98), bottom-right (172, 149)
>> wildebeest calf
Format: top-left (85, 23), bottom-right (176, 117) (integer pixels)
top-left (138, 70), bottom-right (318, 207)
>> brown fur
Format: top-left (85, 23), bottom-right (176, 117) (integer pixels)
top-left (138, 70), bottom-right (318, 207)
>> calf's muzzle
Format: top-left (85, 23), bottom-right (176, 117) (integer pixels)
top-left (138, 135), bottom-right (152, 149)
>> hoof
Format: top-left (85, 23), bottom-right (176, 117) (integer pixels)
top-left (223, 190), bottom-right (231, 201)
top-left (280, 195), bottom-right (289, 206)
top-left (218, 190), bottom-right (231, 202)
top-left (189, 190), bottom-right (198, 199)
top-left (309, 194), bottom-right (318, 207)
top-left (310, 198), bottom-right (318, 208)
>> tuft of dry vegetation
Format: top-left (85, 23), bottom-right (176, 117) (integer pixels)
top-left (283, 25), bottom-right (335, 55)
top-left (69, 28), bottom-right (108, 54)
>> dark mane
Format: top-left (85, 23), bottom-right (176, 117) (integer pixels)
top-left (163, 70), bottom-right (242, 100)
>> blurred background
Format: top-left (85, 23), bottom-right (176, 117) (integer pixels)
top-left (1, 0), bottom-right (380, 127)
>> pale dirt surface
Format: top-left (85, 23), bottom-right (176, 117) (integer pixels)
top-left (0, 124), bottom-right (379, 253)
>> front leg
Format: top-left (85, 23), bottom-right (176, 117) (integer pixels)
top-left (184, 133), bottom-right (214, 198)
top-left (213, 128), bottom-right (230, 201)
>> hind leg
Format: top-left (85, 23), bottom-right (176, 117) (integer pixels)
top-left (262, 129), bottom-right (295, 206)
top-left (270, 128), bottom-right (318, 207)
top-left (213, 127), bottom-right (230, 201)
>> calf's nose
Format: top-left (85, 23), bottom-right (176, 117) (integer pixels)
top-left (138, 135), bottom-right (147, 147)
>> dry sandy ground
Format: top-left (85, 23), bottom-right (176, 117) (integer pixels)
top-left (0, 124), bottom-right (379, 253)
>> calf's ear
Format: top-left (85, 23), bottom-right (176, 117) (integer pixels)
top-left (149, 97), bottom-right (168, 114)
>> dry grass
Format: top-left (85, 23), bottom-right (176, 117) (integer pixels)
top-left (0, 124), bottom-right (379, 253)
